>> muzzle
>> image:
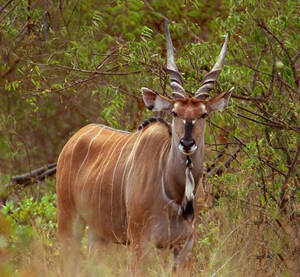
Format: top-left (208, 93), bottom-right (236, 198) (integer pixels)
top-left (179, 139), bottom-right (197, 155)
top-left (178, 120), bottom-right (197, 155)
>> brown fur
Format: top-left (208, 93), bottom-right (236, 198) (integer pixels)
top-left (57, 122), bottom-right (193, 249)
top-left (56, 91), bottom-right (232, 272)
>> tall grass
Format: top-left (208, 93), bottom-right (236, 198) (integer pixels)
top-left (0, 174), bottom-right (298, 277)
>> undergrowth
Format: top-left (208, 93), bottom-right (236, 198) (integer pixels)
top-left (0, 173), bottom-right (298, 277)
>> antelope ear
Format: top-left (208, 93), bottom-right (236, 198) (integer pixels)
top-left (141, 87), bottom-right (173, 111)
top-left (207, 87), bottom-right (234, 112)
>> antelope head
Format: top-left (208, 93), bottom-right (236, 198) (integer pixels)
top-left (142, 21), bottom-right (233, 156)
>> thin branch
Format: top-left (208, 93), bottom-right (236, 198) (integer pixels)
top-left (206, 148), bottom-right (240, 178)
top-left (31, 74), bottom-right (101, 96)
top-left (8, 163), bottom-right (57, 187)
top-left (65, 0), bottom-right (80, 28)
top-left (95, 48), bottom-right (119, 71)
top-left (280, 138), bottom-right (300, 211)
top-left (27, 0), bottom-right (31, 34)
top-left (207, 120), bottom-right (247, 148)
top-left (259, 158), bottom-right (287, 178)
top-left (110, 84), bottom-right (142, 100)
top-left (292, 51), bottom-right (300, 63)
top-left (231, 93), bottom-right (266, 102)
top-left (43, 0), bottom-right (48, 40)
top-left (0, 58), bottom-right (20, 77)
top-left (0, 0), bottom-right (14, 14)
top-left (211, 241), bottom-right (250, 277)
top-left (251, 47), bottom-right (266, 90)
top-left (234, 111), bottom-right (283, 128)
top-left (58, 0), bottom-right (71, 39)
top-left (235, 105), bottom-right (287, 127)
top-left (276, 74), bottom-right (298, 94)
top-left (33, 63), bottom-right (144, 76)
top-left (289, 187), bottom-right (299, 238)
top-left (142, 0), bottom-right (169, 21)
top-left (255, 135), bottom-right (268, 205)
top-left (264, 32), bottom-right (276, 98)
top-left (0, 0), bottom-right (21, 25)
top-left (257, 20), bottom-right (299, 88)
top-left (239, 62), bottom-right (273, 77)
top-left (30, 66), bottom-right (146, 98)
top-left (206, 149), bottom-right (226, 173)
top-left (237, 63), bottom-right (298, 94)
top-left (232, 111), bottom-right (300, 134)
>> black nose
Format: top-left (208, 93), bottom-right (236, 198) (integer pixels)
top-left (180, 138), bottom-right (195, 149)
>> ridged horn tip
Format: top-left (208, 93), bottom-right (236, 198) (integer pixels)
top-left (164, 20), bottom-right (184, 88)
top-left (195, 33), bottom-right (229, 97)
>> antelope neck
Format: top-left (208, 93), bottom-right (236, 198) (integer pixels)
top-left (163, 142), bottom-right (195, 201)
top-left (162, 124), bottom-right (205, 205)
top-left (162, 153), bottom-right (196, 220)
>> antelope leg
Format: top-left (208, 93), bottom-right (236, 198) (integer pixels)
top-left (174, 235), bottom-right (194, 266)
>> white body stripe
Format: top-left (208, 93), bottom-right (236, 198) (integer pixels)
top-left (120, 131), bottom-right (144, 212)
top-left (93, 131), bottom-right (116, 209)
top-left (110, 134), bottom-right (136, 234)
top-left (76, 127), bottom-right (104, 190)
top-left (80, 127), bottom-right (105, 198)
top-left (68, 126), bottom-right (97, 207)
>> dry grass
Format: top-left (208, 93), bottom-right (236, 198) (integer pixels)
top-left (0, 176), bottom-right (298, 277)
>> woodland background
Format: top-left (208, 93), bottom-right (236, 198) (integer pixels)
top-left (0, 0), bottom-right (299, 276)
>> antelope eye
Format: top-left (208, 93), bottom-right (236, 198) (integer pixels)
top-left (201, 113), bottom-right (208, 119)
top-left (171, 111), bottom-right (178, 117)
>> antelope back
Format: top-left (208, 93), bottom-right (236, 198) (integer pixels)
top-left (56, 122), bottom-right (172, 242)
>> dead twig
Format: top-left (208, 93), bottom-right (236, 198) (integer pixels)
top-left (207, 120), bottom-right (247, 148)
top-left (142, 0), bottom-right (169, 21)
top-left (232, 111), bottom-right (300, 134)
top-left (237, 63), bottom-right (298, 94)
top-left (280, 138), bottom-right (300, 212)
top-left (31, 67), bottom-right (146, 97)
top-left (257, 20), bottom-right (299, 89)
top-left (0, 0), bottom-right (20, 25)
top-left (0, 0), bottom-right (14, 14)
top-left (206, 148), bottom-right (241, 179)
top-left (8, 163), bottom-right (57, 187)
top-left (0, 58), bottom-right (20, 78)
top-left (251, 47), bottom-right (266, 91)
top-left (231, 93), bottom-right (266, 102)
top-left (33, 63), bottom-right (144, 76)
